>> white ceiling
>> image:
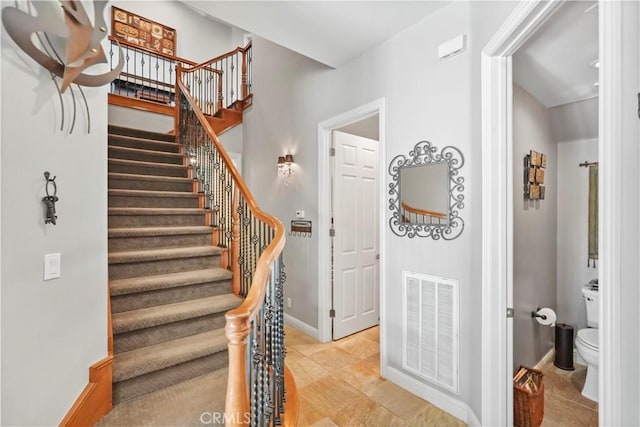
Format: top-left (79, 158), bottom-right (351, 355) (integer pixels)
top-left (514, 1), bottom-right (599, 108)
top-left (181, 1), bottom-right (448, 68)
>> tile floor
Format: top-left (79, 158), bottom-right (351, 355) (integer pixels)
top-left (287, 325), bottom-right (599, 426)
top-left (538, 359), bottom-right (598, 427)
top-left (285, 325), bottom-right (465, 426)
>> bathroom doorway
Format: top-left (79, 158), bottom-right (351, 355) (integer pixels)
top-left (511, 1), bottom-right (599, 423)
top-left (479, 0), bottom-right (640, 424)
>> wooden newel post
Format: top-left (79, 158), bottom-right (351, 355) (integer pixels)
top-left (241, 49), bottom-right (248, 100)
top-left (217, 72), bottom-right (224, 112)
top-left (225, 317), bottom-right (250, 426)
top-left (174, 63), bottom-right (182, 137)
top-left (231, 188), bottom-right (241, 295)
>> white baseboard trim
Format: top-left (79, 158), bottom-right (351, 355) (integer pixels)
top-left (386, 367), bottom-right (480, 426)
top-left (534, 348), bottom-right (555, 369)
top-left (284, 313), bottom-right (319, 340)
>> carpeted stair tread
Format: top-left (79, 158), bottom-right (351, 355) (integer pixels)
top-left (109, 145), bottom-right (184, 164)
top-left (112, 293), bottom-right (240, 334)
top-left (109, 226), bottom-right (212, 238)
top-left (110, 268), bottom-right (232, 296)
top-left (108, 125), bottom-right (175, 142)
top-left (108, 189), bottom-right (198, 198)
top-left (108, 172), bottom-right (192, 184)
top-left (108, 134), bottom-right (180, 153)
top-left (112, 329), bottom-right (227, 382)
top-left (108, 207), bottom-right (204, 216)
top-left (108, 158), bottom-right (186, 171)
top-left (96, 368), bottom-right (227, 426)
top-left (109, 245), bottom-right (221, 264)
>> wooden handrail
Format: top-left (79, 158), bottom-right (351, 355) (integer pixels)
top-left (182, 41), bottom-right (252, 73)
top-left (401, 201), bottom-right (447, 219)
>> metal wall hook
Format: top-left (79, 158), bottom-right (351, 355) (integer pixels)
top-left (42, 171), bottom-right (59, 225)
top-left (290, 220), bottom-right (312, 237)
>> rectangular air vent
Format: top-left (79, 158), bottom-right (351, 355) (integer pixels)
top-left (402, 271), bottom-right (459, 394)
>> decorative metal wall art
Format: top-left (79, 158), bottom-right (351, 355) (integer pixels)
top-left (42, 171), bottom-right (59, 225)
top-left (2, 1), bottom-right (125, 133)
top-left (524, 150), bottom-right (546, 200)
top-left (388, 141), bottom-right (465, 239)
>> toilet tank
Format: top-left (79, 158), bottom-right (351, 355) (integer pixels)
top-left (582, 286), bottom-right (599, 327)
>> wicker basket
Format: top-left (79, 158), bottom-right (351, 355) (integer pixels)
top-left (513, 366), bottom-right (544, 427)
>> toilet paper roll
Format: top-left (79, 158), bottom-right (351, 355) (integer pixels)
top-left (535, 307), bottom-right (556, 327)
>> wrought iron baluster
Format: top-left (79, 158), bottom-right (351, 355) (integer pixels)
top-left (250, 319), bottom-right (259, 426)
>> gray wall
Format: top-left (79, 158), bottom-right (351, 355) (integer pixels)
top-left (556, 138), bottom-right (598, 331)
top-left (549, 97), bottom-right (598, 143)
top-left (1, 9), bottom-right (108, 426)
top-left (512, 84), bottom-right (557, 369)
top-left (243, 2), bottom-right (517, 418)
top-left (243, 38), bottom-right (329, 327)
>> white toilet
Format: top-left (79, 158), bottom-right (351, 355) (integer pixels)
top-left (575, 285), bottom-right (599, 402)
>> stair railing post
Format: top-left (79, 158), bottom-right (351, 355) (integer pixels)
top-left (217, 71), bottom-right (223, 112)
top-left (225, 317), bottom-right (250, 426)
top-left (231, 187), bottom-right (241, 295)
top-left (241, 49), bottom-right (248, 100)
top-left (175, 63), bottom-right (182, 138)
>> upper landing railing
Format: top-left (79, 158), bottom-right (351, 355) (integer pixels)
top-left (109, 36), bottom-right (252, 116)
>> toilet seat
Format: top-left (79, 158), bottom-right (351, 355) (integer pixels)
top-left (577, 328), bottom-right (599, 351)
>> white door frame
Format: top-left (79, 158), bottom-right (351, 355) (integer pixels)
top-left (317, 98), bottom-right (386, 356)
top-left (481, 1), bottom-right (621, 425)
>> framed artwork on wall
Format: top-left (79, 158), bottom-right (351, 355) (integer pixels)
top-left (111, 6), bottom-right (176, 56)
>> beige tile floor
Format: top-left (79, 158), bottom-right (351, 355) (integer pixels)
top-left (287, 325), bottom-right (599, 427)
top-left (538, 359), bottom-right (598, 427)
top-left (285, 325), bottom-right (465, 427)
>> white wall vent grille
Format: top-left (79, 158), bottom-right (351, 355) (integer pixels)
top-left (402, 271), bottom-right (459, 394)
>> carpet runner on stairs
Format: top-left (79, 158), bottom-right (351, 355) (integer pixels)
top-left (107, 125), bottom-right (239, 406)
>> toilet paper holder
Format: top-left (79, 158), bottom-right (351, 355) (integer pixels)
top-left (531, 307), bottom-right (547, 320)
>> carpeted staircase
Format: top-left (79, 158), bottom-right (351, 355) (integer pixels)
top-left (106, 125), bottom-right (240, 405)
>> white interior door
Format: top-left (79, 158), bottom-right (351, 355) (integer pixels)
top-left (332, 131), bottom-right (379, 340)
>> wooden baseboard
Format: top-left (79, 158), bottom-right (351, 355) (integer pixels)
top-left (281, 366), bottom-right (299, 427)
top-left (59, 356), bottom-right (113, 427)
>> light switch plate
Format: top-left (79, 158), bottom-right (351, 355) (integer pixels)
top-left (44, 253), bottom-right (61, 280)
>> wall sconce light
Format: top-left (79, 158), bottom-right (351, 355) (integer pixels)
top-left (277, 154), bottom-right (294, 177)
